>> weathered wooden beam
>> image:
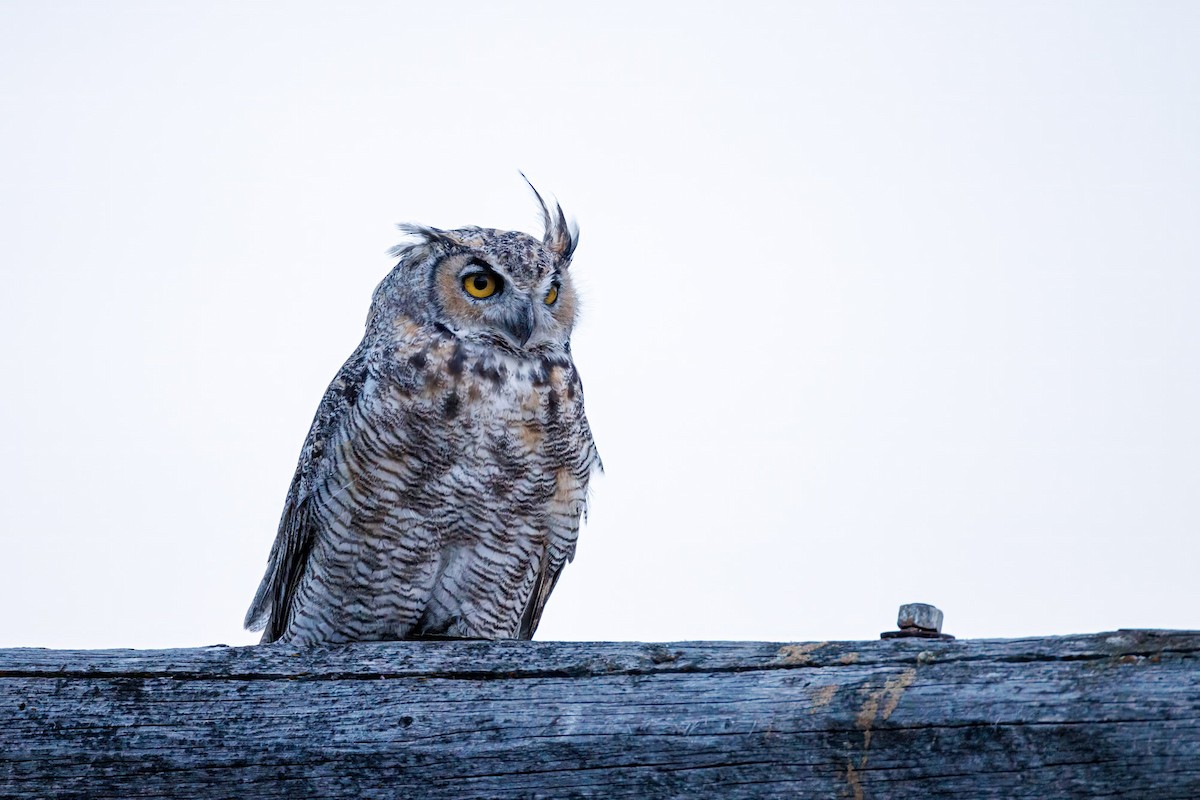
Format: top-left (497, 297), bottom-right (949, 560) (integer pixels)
top-left (1, 630), bottom-right (1197, 798)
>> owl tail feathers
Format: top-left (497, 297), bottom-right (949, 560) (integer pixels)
top-left (244, 531), bottom-right (285, 633)
top-left (244, 492), bottom-right (315, 643)
top-left (244, 576), bottom-right (272, 633)
top-left (244, 544), bottom-right (290, 643)
top-left (245, 567), bottom-right (289, 644)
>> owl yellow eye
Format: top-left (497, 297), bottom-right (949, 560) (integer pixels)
top-left (544, 284), bottom-right (559, 305)
top-left (463, 273), bottom-right (498, 299)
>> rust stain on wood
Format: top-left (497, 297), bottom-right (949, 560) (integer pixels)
top-left (846, 758), bottom-right (864, 800)
top-left (879, 669), bottom-right (916, 721)
top-left (808, 684), bottom-right (838, 713)
top-left (858, 667), bottom-right (917, 748)
top-left (776, 642), bottom-right (826, 665)
top-left (847, 668), bottom-right (918, 797)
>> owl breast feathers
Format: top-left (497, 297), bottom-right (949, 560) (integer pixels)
top-left (245, 187), bottom-right (600, 645)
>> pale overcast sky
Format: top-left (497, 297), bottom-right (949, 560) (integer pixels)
top-left (1, 1), bottom-right (1197, 649)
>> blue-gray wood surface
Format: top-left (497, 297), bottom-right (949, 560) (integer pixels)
top-left (1, 630), bottom-right (1197, 798)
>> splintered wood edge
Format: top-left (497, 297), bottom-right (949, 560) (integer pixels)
top-left (0, 630), bottom-right (1196, 679)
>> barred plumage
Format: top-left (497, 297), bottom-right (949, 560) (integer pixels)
top-left (245, 191), bottom-right (600, 645)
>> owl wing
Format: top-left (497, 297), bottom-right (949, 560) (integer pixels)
top-left (244, 342), bottom-right (371, 643)
top-left (518, 373), bottom-right (602, 640)
top-left (518, 559), bottom-right (566, 639)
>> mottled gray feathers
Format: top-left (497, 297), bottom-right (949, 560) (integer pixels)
top-left (246, 185), bottom-right (598, 646)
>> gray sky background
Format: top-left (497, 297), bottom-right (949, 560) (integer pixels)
top-left (1, 2), bottom-right (1196, 649)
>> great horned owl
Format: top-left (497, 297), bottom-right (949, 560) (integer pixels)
top-left (244, 184), bottom-right (601, 645)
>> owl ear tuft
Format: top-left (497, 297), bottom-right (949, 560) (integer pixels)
top-left (388, 223), bottom-right (460, 259)
top-left (521, 172), bottom-right (579, 263)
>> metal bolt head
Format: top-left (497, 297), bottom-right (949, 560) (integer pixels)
top-left (897, 603), bottom-right (943, 633)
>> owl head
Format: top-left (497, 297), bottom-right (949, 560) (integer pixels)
top-left (373, 181), bottom-right (581, 355)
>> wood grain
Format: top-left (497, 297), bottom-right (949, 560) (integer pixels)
top-left (2, 630), bottom-right (1197, 798)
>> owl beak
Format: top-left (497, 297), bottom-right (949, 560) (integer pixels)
top-left (504, 301), bottom-right (537, 348)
